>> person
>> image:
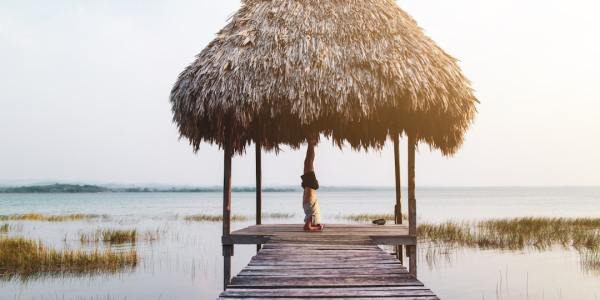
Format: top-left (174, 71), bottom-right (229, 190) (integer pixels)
top-left (301, 139), bottom-right (324, 232)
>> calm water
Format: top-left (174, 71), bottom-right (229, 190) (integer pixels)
top-left (0, 187), bottom-right (599, 299)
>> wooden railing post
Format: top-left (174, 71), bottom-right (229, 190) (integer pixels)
top-left (222, 144), bottom-right (233, 289)
top-left (392, 132), bottom-right (403, 263)
top-left (255, 142), bottom-right (262, 252)
top-left (407, 134), bottom-right (417, 277)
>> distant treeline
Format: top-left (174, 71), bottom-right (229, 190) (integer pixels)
top-left (0, 184), bottom-right (299, 193)
top-left (0, 184), bottom-right (110, 193)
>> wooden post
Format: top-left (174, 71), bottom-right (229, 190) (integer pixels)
top-left (392, 133), bottom-right (403, 263)
top-left (222, 145), bottom-right (233, 289)
top-left (407, 133), bottom-right (417, 277)
top-left (255, 142), bottom-right (262, 252)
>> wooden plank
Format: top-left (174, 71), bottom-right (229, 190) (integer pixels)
top-left (219, 297), bottom-right (441, 299)
top-left (229, 275), bottom-right (423, 288)
top-left (220, 287), bottom-right (436, 298)
top-left (258, 248), bottom-right (389, 253)
top-left (228, 236), bottom-right (415, 246)
top-left (248, 262), bottom-right (402, 267)
top-left (251, 256), bottom-right (397, 263)
top-left (218, 296), bottom-right (440, 300)
top-left (238, 268), bottom-right (408, 276)
top-left (229, 223), bottom-right (416, 245)
top-left (243, 264), bottom-right (407, 270)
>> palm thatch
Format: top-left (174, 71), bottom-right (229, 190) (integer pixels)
top-left (170, 0), bottom-right (478, 155)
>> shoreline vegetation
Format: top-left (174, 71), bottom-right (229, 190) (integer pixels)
top-left (0, 184), bottom-right (302, 193)
top-left (0, 237), bottom-right (137, 280)
top-left (418, 217), bottom-right (600, 251)
top-left (0, 214), bottom-right (107, 222)
top-left (1, 214), bottom-right (598, 279)
top-left (1, 184), bottom-right (598, 194)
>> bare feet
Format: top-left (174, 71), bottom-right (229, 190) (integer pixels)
top-left (303, 224), bottom-right (324, 232)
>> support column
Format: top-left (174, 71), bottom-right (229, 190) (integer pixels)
top-left (255, 142), bottom-right (262, 252)
top-left (222, 145), bottom-right (233, 289)
top-left (407, 134), bottom-right (417, 277)
top-left (392, 133), bottom-right (403, 263)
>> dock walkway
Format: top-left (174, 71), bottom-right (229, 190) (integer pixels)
top-left (218, 225), bottom-right (438, 299)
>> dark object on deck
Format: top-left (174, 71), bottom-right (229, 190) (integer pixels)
top-left (300, 171), bottom-right (319, 190)
top-left (373, 219), bottom-right (386, 225)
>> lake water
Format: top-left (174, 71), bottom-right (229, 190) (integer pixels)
top-left (0, 187), bottom-right (599, 299)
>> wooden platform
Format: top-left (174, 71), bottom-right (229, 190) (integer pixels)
top-left (219, 225), bottom-right (437, 299)
top-left (223, 224), bottom-right (416, 246)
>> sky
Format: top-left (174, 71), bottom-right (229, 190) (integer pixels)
top-left (1, 0), bottom-right (599, 187)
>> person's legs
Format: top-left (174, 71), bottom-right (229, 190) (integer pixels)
top-left (303, 140), bottom-right (323, 231)
top-left (304, 140), bottom-right (315, 174)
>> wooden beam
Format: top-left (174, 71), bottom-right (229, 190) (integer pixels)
top-left (255, 142), bottom-right (262, 252)
top-left (223, 146), bottom-right (233, 237)
top-left (392, 132), bottom-right (403, 263)
top-left (407, 133), bottom-right (417, 277)
top-left (393, 133), bottom-right (402, 224)
top-left (223, 145), bottom-right (233, 288)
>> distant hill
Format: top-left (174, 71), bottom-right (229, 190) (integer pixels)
top-left (0, 183), bottom-right (393, 193)
top-left (0, 183), bottom-right (298, 193)
top-left (0, 184), bottom-right (110, 193)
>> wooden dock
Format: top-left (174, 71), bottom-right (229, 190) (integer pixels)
top-left (223, 224), bottom-right (416, 246)
top-left (219, 225), bottom-right (437, 299)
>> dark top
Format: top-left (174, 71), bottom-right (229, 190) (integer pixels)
top-left (301, 171), bottom-right (319, 190)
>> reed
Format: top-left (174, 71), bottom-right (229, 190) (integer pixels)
top-left (580, 250), bottom-right (600, 274)
top-left (418, 217), bottom-right (600, 251)
top-left (80, 229), bottom-right (137, 244)
top-left (263, 212), bottom-right (295, 219)
top-left (340, 213), bottom-right (407, 222)
top-left (0, 224), bottom-right (8, 233)
top-left (0, 213), bottom-right (105, 222)
top-left (142, 229), bottom-right (161, 242)
top-left (183, 214), bottom-right (248, 222)
top-left (0, 237), bottom-right (137, 279)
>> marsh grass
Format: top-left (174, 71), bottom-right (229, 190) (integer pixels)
top-left (263, 212), bottom-right (295, 219)
top-left (0, 237), bottom-right (137, 280)
top-left (183, 214), bottom-right (248, 222)
top-left (142, 229), bottom-right (162, 242)
top-left (0, 214), bottom-right (107, 222)
top-left (0, 224), bottom-right (8, 233)
top-left (340, 213), bottom-right (407, 222)
top-left (80, 229), bottom-right (137, 244)
top-left (580, 250), bottom-right (600, 274)
top-left (418, 217), bottom-right (600, 251)
top-left (183, 213), bottom-right (295, 222)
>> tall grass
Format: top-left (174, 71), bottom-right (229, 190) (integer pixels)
top-left (0, 214), bottom-right (106, 222)
top-left (0, 224), bottom-right (8, 233)
top-left (263, 212), bottom-right (295, 219)
top-left (340, 213), bottom-right (407, 222)
top-left (183, 213), bottom-right (296, 222)
top-left (0, 237), bottom-right (137, 280)
top-left (579, 249), bottom-right (600, 274)
top-left (183, 214), bottom-right (248, 222)
top-left (418, 217), bottom-right (600, 251)
top-left (80, 229), bottom-right (137, 244)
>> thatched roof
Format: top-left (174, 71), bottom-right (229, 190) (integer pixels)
top-left (170, 0), bottom-right (478, 155)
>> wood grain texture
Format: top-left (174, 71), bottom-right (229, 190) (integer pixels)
top-left (228, 224), bottom-right (416, 246)
top-left (218, 240), bottom-right (437, 299)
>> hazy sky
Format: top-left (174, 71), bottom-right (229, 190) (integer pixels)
top-left (1, 0), bottom-right (599, 187)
